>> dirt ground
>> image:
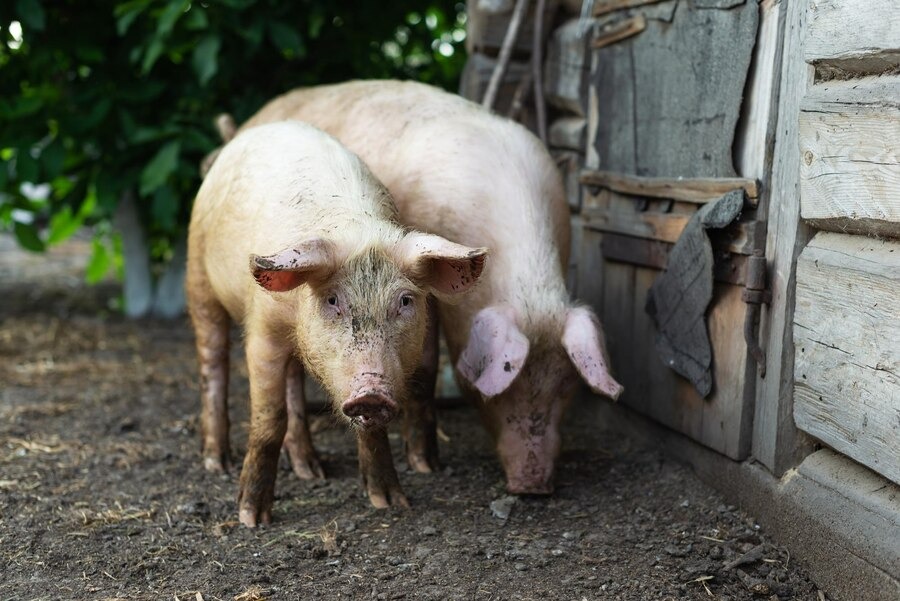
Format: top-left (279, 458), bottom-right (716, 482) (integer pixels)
top-left (0, 238), bottom-right (829, 601)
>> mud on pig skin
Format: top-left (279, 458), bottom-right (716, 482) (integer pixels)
top-left (234, 81), bottom-right (624, 495)
top-left (187, 121), bottom-right (487, 526)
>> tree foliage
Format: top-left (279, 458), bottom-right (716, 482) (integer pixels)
top-left (0, 0), bottom-right (466, 279)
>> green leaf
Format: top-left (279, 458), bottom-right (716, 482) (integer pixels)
top-left (141, 36), bottom-right (166, 73)
top-left (192, 34), bottom-right (220, 86)
top-left (85, 236), bottom-right (112, 283)
top-left (15, 0), bottom-right (46, 32)
top-left (139, 141), bottom-right (180, 197)
top-left (183, 6), bottom-right (208, 30)
top-left (156, 0), bottom-right (187, 36)
top-left (268, 22), bottom-right (305, 57)
top-left (47, 206), bottom-right (78, 245)
top-left (13, 220), bottom-right (45, 252)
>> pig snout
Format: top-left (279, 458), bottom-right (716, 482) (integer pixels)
top-left (496, 421), bottom-right (561, 496)
top-left (342, 374), bottom-right (398, 428)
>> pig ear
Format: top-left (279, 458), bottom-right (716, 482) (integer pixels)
top-left (457, 306), bottom-right (530, 398)
top-left (562, 306), bottom-right (624, 400)
top-left (250, 238), bottom-right (335, 292)
top-left (396, 232), bottom-right (488, 297)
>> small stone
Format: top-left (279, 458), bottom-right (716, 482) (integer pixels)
top-left (551, 549), bottom-right (564, 557)
top-left (387, 556), bottom-right (402, 566)
top-left (680, 499), bottom-right (690, 508)
top-left (514, 562), bottom-right (528, 571)
top-left (709, 546), bottom-right (724, 560)
top-left (343, 521), bottom-right (357, 533)
top-left (490, 496), bottom-right (517, 520)
top-left (562, 531), bottom-right (577, 540)
top-left (422, 526), bottom-right (437, 536)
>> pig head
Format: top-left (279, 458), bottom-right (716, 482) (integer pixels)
top-left (251, 233), bottom-right (487, 428)
top-left (457, 305), bottom-right (623, 494)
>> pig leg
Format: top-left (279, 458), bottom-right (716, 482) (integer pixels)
top-left (238, 333), bottom-right (290, 527)
top-left (357, 428), bottom-right (409, 509)
top-left (187, 260), bottom-right (232, 474)
top-left (404, 297), bottom-right (440, 473)
top-left (282, 357), bottom-right (325, 479)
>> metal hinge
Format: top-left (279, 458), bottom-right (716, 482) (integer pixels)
top-left (742, 249), bottom-right (771, 377)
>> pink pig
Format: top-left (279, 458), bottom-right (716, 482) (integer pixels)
top-left (187, 121), bottom-right (486, 525)
top-left (236, 80), bottom-right (624, 495)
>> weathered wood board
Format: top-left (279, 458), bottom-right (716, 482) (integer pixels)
top-left (576, 218), bottom-right (754, 459)
top-left (544, 18), bottom-right (592, 116)
top-left (590, 0), bottom-right (759, 177)
top-left (752, 0), bottom-right (816, 476)
top-left (466, 0), bottom-right (556, 56)
top-left (553, 150), bottom-right (584, 211)
top-left (805, 0), bottom-right (900, 74)
top-left (793, 232), bottom-right (900, 485)
top-left (799, 76), bottom-right (900, 238)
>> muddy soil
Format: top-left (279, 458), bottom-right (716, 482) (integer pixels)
top-left (0, 240), bottom-right (827, 601)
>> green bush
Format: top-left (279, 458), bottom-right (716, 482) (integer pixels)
top-left (0, 0), bottom-right (467, 282)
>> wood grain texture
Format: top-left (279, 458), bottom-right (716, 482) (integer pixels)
top-left (799, 76), bottom-right (900, 238)
top-left (580, 169), bottom-right (758, 204)
top-left (590, 0), bottom-right (758, 177)
top-left (544, 18), bottom-right (592, 116)
top-left (592, 0), bottom-right (666, 17)
top-left (805, 0), bottom-right (900, 67)
top-left (752, 0), bottom-right (816, 476)
top-left (582, 190), bottom-right (761, 255)
top-left (793, 232), bottom-right (900, 485)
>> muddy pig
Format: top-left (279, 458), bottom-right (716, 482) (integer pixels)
top-left (231, 81), bottom-right (624, 495)
top-left (187, 121), bottom-right (487, 526)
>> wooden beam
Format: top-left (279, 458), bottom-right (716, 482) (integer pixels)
top-left (581, 197), bottom-right (762, 256)
top-left (799, 76), bottom-right (900, 238)
top-left (600, 233), bottom-right (748, 285)
top-left (592, 0), bottom-right (666, 18)
top-left (793, 232), bottom-right (900, 485)
top-left (805, 0), bottom-right (900, 75)
top-left (751, 0), bottom-right (816, 477)
top-left (579, 170), bottom-right (759, 205)
top-left (592, 14), bottom-right (646, 49)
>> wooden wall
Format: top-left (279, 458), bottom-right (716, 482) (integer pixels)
top-left (792, 0), bottom-right (900, 485)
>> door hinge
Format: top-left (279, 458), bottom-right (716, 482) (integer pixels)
top-left (742, 249), bottom-right (771, 377)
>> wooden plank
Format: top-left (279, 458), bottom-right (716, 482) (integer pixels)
top-left (581, 191), bottom-right (761, 255)
top-left (580, 169), bottom-right (759, 204)
top-left (793, 232), bottom-right (900, 485)
top-left (592, 15), bottom-right (646, 49)
top-left (600, 233), bottom-right (748, 285)
top-left (575, 226), bottom-right (605, 309)
top-left (623, 272), bottom-right (753, 459)
top-left (799, 76), bottom-right (900, 238)
top-left (805, 0), bottom-right (900, 73)
top-left (593, 0), bottom-right (666, 17)
top-left (589, 0), bottom-right (758, 177)
top-left (466, 0), bottom-right (556, 56)
top-left (734, 0), bottom-right (783, 181)
top-left (752, 0), bottom-right (816, 476)
top-left (544, 18), bottom-right (591, 116)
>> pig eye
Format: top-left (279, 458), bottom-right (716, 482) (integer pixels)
top-left (327, 295), bottom-right (338, 306)
top-left (400, 295), bottom-right (412, 308)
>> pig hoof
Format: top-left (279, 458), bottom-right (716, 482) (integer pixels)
top-left (406, 450), bottom-right (438, 474)
top-left (289, 454), bottom-right (326, 480)
top-left (203, 454), bottom-right (232, 474)
top-left (366, 483), bottom-right (410, 509)
top-left (238, 505), bottom-right (272, 528)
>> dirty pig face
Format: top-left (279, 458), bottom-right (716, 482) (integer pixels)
top-left (302, 248), bottom-right (426, 429)
top-left (475, 342), bottom-right (580, 495)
